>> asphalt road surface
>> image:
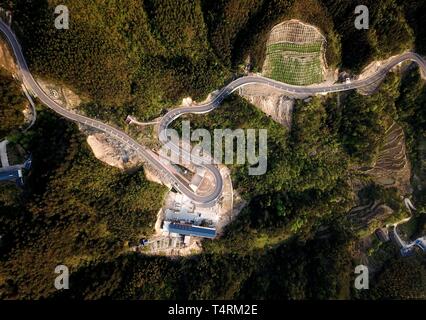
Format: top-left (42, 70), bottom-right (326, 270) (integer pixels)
top-left (2, 19), bottom-right (425, 206)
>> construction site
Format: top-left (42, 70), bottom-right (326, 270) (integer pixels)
top-left (131, 164), bottom-right (236, 257)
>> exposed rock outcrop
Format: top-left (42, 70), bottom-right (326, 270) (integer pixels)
top-left (36, 78), bottom-right (83, 110)
top-left (0, 40), bottom-right (17, 74)
top-left (238, 84), bottom-right (294, 129)
top-left (86, 133), bottom-right (139, 170)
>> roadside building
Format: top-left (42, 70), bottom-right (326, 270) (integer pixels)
top-left (163, 222), bottom-right (216, 239)
top-left (0, 168), bottom-right (23, 184)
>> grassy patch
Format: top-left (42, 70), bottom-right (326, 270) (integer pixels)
top-left (267, 54), bottom-right (323, 85)
top-left (266, 42), bottom-right (322, 54)
top-left (264, 40), bottom-right (324, 85)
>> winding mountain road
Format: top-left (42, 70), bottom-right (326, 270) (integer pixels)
top-left (1, 19), bottom-right (425, 206)
top-left (0, 20), bottom-right (223, 206)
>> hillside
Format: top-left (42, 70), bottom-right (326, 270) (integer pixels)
top-left (0, 67), bottom-right (25, 138)
top-left (0, 0), bottom-right (425, 301)
top-left (3, 0), bottom-right (422, 119)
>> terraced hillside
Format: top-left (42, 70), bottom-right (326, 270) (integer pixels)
top-left (412, 137), bottom-right (426, 205)
top-left (348, 200), bottom-right (395, 235)
top-left (262, 20), bottom-right (326, 85)
top-left (364, 121), bottom-right (411, 193)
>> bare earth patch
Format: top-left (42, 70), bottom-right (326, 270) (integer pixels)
top-left (0, 40), bottom-right (17, 74)
top-left (140, 163), bottom-right (238, 257)
top-left (238, 84), bottom-right (294, 129)
top-left (86, 134), bottom-right (137, 170)
top-left (36, 78), bottom-right (84, 110)
top-left (357, 53), bottom-right (408, 95)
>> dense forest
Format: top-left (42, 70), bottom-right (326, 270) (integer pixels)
top-left (1, 68), bottom-right (425, 299)
top-left (5, 0), bottom-right (229, 121)
top-left (2, 0), bottom-right (423, 117)
top-left (0, 0), bottom-right (425, 299)
top-left (0, 108), bottom-right (167, 298)
top-left (0, 68), bottom-right (26, 138)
